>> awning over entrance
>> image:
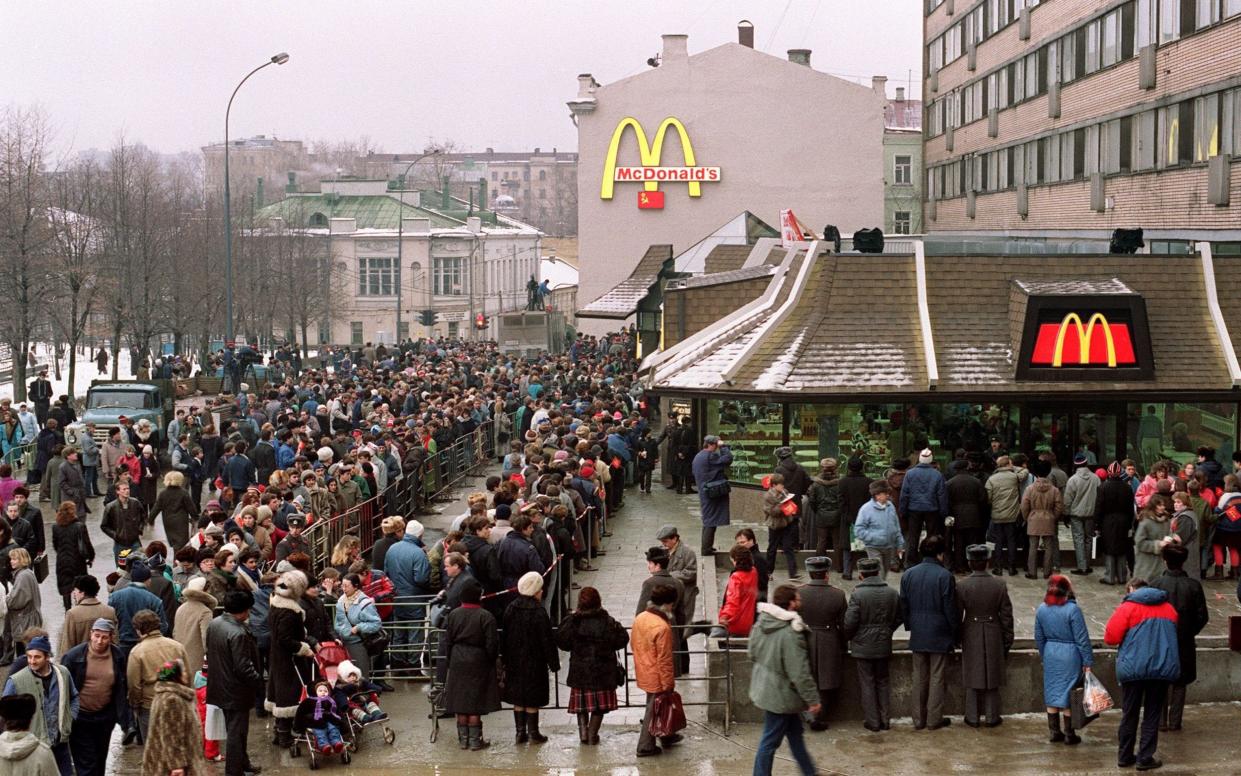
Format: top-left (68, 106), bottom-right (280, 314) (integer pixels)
top-left (644, 242), bottom-right (1241, 398)
top-left (577, 245), bottom-right (675, 320)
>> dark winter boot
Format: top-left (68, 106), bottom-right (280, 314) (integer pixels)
top-left (1062, 714), bottom-right (1081, 745)
top-left (514, 710), bottom-right (529, 744)
top-left (587, 712), bottom-right (604, 745)
top-left (527, 710), bottom-right (548, 743)
top-left (577, 713), bottom-right (590, 744)
top-left (468, 724), bottom-right (490, 751)
top-left (1047, 712), bottom-right (1064, 743)
top-left (272, 719), bottom-right (293, 748)
top-left (457, 723), bottom-right (469, 750)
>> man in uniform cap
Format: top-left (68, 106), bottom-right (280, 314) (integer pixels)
top-left (797, 557), bottom-right (848, 731)
top-left (636, 547), bottom-right (686, 633)
top-left (274, 513), bottom-right (309, 563)
top-left (955, 544), bottom-right (1015, 728)
top-left (842, 557), bottom-right (902, 732)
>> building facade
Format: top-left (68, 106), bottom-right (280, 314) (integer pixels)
top-left (252, 178), bottom-right (541, 345)
top-left (885, 84), bottom-right (925, 234)
top-left (202, 135), bottom-right (311, 205)
top-left (923, 0), bottom-right (1241, 245)
top-left (570, 27), bottom-right (887, 334)
top-left (360, 149), bottom-right (578, 236)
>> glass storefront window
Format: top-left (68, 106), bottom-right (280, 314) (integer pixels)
top-left (913, 403), bottom-right (1022, 469)
top-left (706, 400), bottom-right (783, 485)
top-left (789, 404), bottom-right (904, 478)
top-left (1126, 402), bottom-right (1237, 474)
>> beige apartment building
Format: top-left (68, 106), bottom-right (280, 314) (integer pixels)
top-left (923, 0), bottom-right (1241, 246)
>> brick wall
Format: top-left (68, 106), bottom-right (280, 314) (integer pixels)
top-left (663, 278), bottom-right (769, 347)
top-left (928, 158), bottom-right (1241, 229)
top-left (927, 19), bottom-right (1241, 165)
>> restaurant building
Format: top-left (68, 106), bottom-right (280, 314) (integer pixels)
top-left (643, 237), bottom-right (1241, 484)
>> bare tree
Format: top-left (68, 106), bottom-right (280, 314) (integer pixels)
top-left (265, 208), bottom-right (332, 357)
top-left (45, 158), bottom-right (103, 400)
top-left (0, 106), bottom-right (54, 402)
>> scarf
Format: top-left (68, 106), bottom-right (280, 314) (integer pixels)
top-left (312, 695), bottom-right (337, 721)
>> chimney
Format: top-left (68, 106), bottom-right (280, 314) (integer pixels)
top-left (896, 86), bottom-right (906, 101)
top-left (872, 75), bottom-right (888, 97)
top-left (576, 73), bottom-right (597, 98)
top-left (788, 49), bottom-right (812, 67)
top-left (661, 34), bottom-right (688, 64)
top-left (441, 175), bottom-right (451, 210)
top-left (466, 216), bottom-right (482, 234)
top-left (479, 177), bottom-right (488, 210)
top-left (737, 20), bottom-right (754, 48)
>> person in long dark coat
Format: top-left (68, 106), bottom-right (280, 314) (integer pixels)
top-left (774, 447), bottom-right (812, 547)
top-left (691, 436), bottom-right (732, 556)
top-left (1097, 462), bottom-right (1136, 585)
top-left (266, 570), bottom-right (313, 748)
top-left (837, 458), bottom-right (873, 580)
top-left (797, 556), bottom-right (848, 731)
top-left (501, 572), bottom-right (560, 745)
top-left (152, 471), bottom-right (199, 552)
top-left (51, 501), bottom-right (93, 610)
top-left (556, 586), bottom-right (629, 746)
top-left (946, 460), bottom-right (988, 572)
top-left (57, 448), bottom-right (90, 516)
top-left (955, 544), bottom-right (1015, 727)
top-left (1149, 543), bottom-right (1209, 732)
top-left (442, 583), bottom-right (501, 751)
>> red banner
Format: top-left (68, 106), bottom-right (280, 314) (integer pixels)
top-left (638, 191), bottom-right (665, 209)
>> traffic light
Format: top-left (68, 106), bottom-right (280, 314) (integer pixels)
top-left (474, 313), bottom-right (489, 330)
top-left (419, 309), bottom-right (436, 327)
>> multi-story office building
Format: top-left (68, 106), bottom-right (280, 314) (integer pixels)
top-left (922, 0), bottom-right (1241, 249)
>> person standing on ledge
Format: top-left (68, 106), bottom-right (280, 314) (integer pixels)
top-left (691, 435), bottom-right (732, 557)
top-left (955, 544), bottom-right (1014, 728)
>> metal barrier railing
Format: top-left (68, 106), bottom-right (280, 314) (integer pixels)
top-left (3, 439), bottom-right (36, 470)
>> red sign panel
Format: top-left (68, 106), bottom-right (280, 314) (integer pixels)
top-left (637, 191), bottom-right (665, 209)
top-left (1029, 313), bottom-right (1136, 367)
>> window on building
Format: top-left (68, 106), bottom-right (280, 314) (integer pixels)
top-left (1224, 89), bottom-right (1241, 156)
top-left (1228, 0), bottom-right (1241, 17)
top-left (538, 169), bottom-right (547, 180)
top-left (1137, 0), bottom-right (1158, 46)
top-left (1133, 109), bottom-right (1157, 170)
top-left (1160, 0), bottom-right (1181, 41)
top-left (538, 188), bottom-right (546, 199)
top-left (1125, 402), bottom-right (1236, 474)
top-left (894, 155), bottom-right (912, 184)
top-left (707, 400), bottom-right (784, 484)
top-left (787, 404), bottom-right (905, 479)
top-left (929, 37), bottom-right (944, 71)
top-left (432, 256), bottom-right (464, 295)
top-left (1060, 130), bottom-right (1077, 180)
top-left (358, 257), bottom-right (397, 296)
top-left (308, 212), bottom-right (328, 228)
top-left (491, 172), bottom-right (498, 181)
top-left (1100, 8), bottom-right (1121, 67)
top-left (1024, 140), bottom-right (1041, 185)
top-left (1101, 118), bottom-right (1123, 173)
top-left (397, 321), bottom-right (409, 341)
top-left (350, 322), bottom-right (363, 346)
top-left (1085, 19), bottom-right (1101, 73)
top-left (522, 170), bottom-right (530, 181)
top-left (1042, 135), bottom-right (1062, 183)
top-left (1158, 100), bottom-right (1195, 167)
top-left (1197, 0), bottom-right (1221, 28)
top-left (1085, 124), bottom-right (1101, 174)
top-left (447, 322), bottom-right (459, 338)
top-left (1195, 93), bottom-right (1221, 161)
top-left (1058, 32), bottom-right (1077, 83)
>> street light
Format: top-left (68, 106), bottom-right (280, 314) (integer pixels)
top-left (223, 51), bottom-right (290, 344)
top-left (395, 148), bottom-right (441, 343)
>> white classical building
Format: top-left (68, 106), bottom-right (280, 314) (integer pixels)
top-left (255, 178), bottom-right (541, 344)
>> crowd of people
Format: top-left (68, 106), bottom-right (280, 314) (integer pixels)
top-left (0, 327), bottom-right (1237, 774)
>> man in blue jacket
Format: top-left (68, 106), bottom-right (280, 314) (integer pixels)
top-left (692, 435), bottom-right (733, 557)
top-left (108, 561), bottom-right (168, 658)
top-left (384, 520), bottom-right (432, 654)
top-left (898, 535), bottom-right (958, 731)
top-left (900, 450), bottom-right (948, 568)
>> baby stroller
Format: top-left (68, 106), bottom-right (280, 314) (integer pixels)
top-left (289, 647), bottom-right (352, 769)
top-left (314, 640), bottom-right (397, 750)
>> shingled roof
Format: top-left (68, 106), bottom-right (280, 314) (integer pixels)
top-left (646, 245), bottom-right (1241, 397)
top-left (578, 245), bottom-right (674, 319)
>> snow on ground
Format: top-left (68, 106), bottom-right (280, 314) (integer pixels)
top-left (0, 344), bottom-right (134, 403)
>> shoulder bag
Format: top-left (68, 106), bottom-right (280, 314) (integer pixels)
top-left (702, 479), bottom-right (731, 500)
top-left (345, 599), bottom-right (389, 657)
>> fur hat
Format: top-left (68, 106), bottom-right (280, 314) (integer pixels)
top-left (185, 576), bottom-right (207, 593)
top-left (317, 446), bottom-right (334, 464)
top-left (405, 520), bottom-right (424, 539)
top-left (276, 570), bottom-right (308, 599)
top-left (517, 571), bottom-right (544, 597)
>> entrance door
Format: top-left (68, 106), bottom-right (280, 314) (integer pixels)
top-left (1025, 403), bottom-right (1125, 469)
top-left (1077, 406), bottom-right (1124, 467)
top-left (1026, 404), bottom-right (1073, 465)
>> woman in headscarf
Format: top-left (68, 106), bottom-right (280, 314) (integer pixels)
top-left (142, 659), bottom-right (210, 776)
top-left (1034, 574), bottom-right (1094, 746)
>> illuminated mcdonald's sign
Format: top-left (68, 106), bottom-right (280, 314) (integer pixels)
top-left (1017, 295), bottom-right (1153, 381)
top-left (600, 117), bottom-right (721, 208)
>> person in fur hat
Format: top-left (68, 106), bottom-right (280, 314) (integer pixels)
top-left (141, 660), bottom-right (208, 776)
top-left (265, 570), bottom-right (314, 748)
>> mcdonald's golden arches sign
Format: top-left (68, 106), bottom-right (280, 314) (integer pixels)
top-left (1016, 295), bottom-right (1154, 381)
top-left (600, 117), bottom-right (721, 209)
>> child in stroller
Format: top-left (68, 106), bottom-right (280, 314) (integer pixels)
top-left (295, 682), bottom-right (347, 755)
top-left (335, 660), bottom-right (388, 725)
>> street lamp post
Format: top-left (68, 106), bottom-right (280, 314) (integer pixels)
top-left (224, 52), bottom-right (290, 345)
top-left (395, 149), bottom-right (440, 344)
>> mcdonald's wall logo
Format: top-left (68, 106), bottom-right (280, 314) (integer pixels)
top-left (600, 117), bottom-right (721, 208)
top-left (1016, 296), bottom-right (1154, 381)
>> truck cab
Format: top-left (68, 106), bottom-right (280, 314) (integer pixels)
top-left (74, 382), bottom-right (170, 449)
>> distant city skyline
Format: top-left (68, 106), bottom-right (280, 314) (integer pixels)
top-left (0, 1), bottom-right (922, 159)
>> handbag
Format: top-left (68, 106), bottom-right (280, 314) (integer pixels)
top-left (647, 690), bottom-right (687, 738)
top-left (702, 479), bottom-right (731, 500)
top-left (495, 656), bottom-right (507, 691)
top-left (345, 599), bottom-right (389, 657)
top-left (32, 553), bottom-right (48, 584)
top-left (614, 661), bottom-right (627, 688)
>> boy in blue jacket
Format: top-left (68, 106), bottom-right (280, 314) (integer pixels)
top-left (854, 481), bottom-right (905, 581)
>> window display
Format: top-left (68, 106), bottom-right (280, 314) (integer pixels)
top-left (1126, 402), bottom-right (1237, 473)
top-left (706, 400), bottom-right (783, 485)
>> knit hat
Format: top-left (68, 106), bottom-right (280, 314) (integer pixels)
top-left (205, 499), bottom-right (223, 513)
top-left (405, 520), bottom-right (424, 539)
top-left (918, 449), bottom-right (933, 464)
top-left (1073, 452), bottom-right (1089, 466)
top-left (317, 446), bottom-right (334, 464)
top-left (517, 571), bottom-right (544, 597)
top-left (1107, 461), bottom-right (1123, 477)
top-left (494, 504), bottom-right (511, 521)
top-left (338, 660), bottom-right (361, 683)
top-left (130, 561), bottom-right (152, 584)
top-left (1044, 574), bottom-right (1073, 606)
top-left (185, 576), bottom-right (207, 593)
top-left (26, 636), bottom-right (51, 655)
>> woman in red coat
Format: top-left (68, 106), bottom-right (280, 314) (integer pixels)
top-left (715, 544), bottom-right (758, 637)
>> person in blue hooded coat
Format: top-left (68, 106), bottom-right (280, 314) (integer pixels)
top-left (1033, 574), bottom-right (1093, 746)
top-left (1104, 579), bottom-right (1180, 771)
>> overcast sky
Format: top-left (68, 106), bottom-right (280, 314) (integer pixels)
top-left (2, 1), bottom-right (922, 158)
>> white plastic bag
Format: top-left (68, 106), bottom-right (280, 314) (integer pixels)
top-left (1082, 672), bottom-right (1114, 715)
top-left (204, 704), bottom-right (227, 740)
